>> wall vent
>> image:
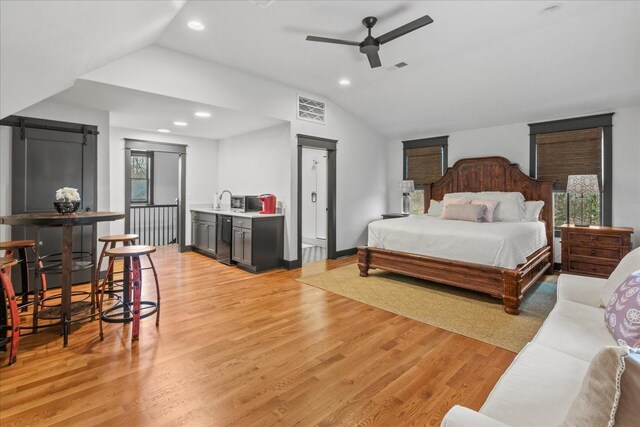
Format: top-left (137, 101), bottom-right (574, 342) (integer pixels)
top-left (297, 95), bottom-right (326, 125)
top-left (249, 0), bottom-right (276, 9)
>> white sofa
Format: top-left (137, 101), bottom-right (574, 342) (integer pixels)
top-left (442, 247), bottom-right (640, 427)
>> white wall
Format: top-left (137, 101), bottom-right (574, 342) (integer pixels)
top-left (153, 151), bottom-right (179, 205)
top-left (109, 127), bottom-right (218, 245)
top-left (386, 106), bottom-right (640, 252)
top-left (85, 46), bottom-right (388, 260)
top-left (0, 100), bottom-right (112, 240)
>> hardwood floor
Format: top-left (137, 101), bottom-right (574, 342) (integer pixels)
top-left (0, 246), bottom-right (515, 426)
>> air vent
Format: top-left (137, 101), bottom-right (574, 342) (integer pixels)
top-left (297, 95), bottom-right (326, 125)
top-left (249, 0), bottom-right (276, 9)
top-left (385, 62), bottom-right (408, 72)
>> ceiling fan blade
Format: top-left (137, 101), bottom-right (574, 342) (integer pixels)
top-left (306, 35), bottom-right (360, 46)
top-left (376, 15), bottom-right (433, 45)
top-left (366, 51), bottom-right (382, 68)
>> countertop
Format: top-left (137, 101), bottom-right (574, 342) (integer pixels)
top-left (189, 204), bottom-right (283, 218)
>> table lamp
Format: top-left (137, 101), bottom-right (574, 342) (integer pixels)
top-left (566, 174), bottom-right (600, 226)
top-left (399, 180), bottom-right (415, 214)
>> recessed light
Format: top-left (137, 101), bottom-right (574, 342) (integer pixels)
top-left (539, 3), bottom-right (563, 15)
top-left (187, 21), bottom-right (205, 31)
top-left (338, 79), bottom-right (351, 87)
top-left (158, 128), bottom-right (171, 133)
top-left (173, 121), bottom-right (188, 126)
top-left (195, 111), bottom-right (211, 118)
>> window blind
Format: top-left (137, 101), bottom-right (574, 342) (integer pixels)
top-left (535, 128), bottom-right (602, 190)
top-left (406, 146), bottom-right (443, 185)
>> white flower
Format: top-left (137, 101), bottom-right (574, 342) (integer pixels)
top-left (55, 187), bottom-right (81, 202)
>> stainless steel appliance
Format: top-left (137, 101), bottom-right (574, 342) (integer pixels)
top-left (230, 195), bottom-right (261, 212)
top-left (216, 215), bottom-right (233, 265)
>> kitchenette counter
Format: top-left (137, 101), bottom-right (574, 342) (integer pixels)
top-left (189, 204), bottom-right (283, 218)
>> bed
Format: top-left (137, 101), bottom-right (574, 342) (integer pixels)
top-left (357, 156), bottom-right (554, 315)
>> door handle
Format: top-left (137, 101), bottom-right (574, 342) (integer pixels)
top-left (311, 191), bottom-right (317, 203)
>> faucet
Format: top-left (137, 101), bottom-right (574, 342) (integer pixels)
top-left (219, 190), bottom-right (232, 209)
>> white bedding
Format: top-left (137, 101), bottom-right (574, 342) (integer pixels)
top-left (367, 215), bottom-right (547, 269)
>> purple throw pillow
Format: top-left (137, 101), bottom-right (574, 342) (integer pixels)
top-left (605, 270), bottom-right (640, 347)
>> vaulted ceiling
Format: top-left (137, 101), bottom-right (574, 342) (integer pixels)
top-left (2, 1), bottom-right (639, 139)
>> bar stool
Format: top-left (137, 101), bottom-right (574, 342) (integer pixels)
top-left (94, 234), bottom-right (138, 305)
top-left (0, 240), bottom-right (47, 309)
top-left (98, 245), bottom-right (160, 342)
top-left (0, 258), bottom-right (20, 365)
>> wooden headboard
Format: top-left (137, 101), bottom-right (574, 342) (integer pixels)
top-left (423, 156), bottom-right (554, 260)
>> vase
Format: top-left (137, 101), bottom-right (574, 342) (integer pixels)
top-left (54, 201), bottom-right (80, 214)
top-left (401, 193), bottom-right (411, 214)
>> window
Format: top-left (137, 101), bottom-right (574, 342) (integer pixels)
top-left (529, 114), bottom-right (613, 232)
top-left (130, 151), bottom-right (153, 204)
top-left (402, 136), bottom-right (448, 214)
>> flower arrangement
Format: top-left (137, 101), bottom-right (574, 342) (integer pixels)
top-left (55, 187), bottom-right (81, 203)
top-left (54, 187), bottom-right (81, 213)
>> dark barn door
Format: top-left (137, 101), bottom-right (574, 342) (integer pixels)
top-left (11, 121), bottom-right (98, 287)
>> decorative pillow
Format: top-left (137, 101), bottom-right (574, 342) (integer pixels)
top-left (441, 204), bottom-right (486, 222)
top-left (604, 270), bottom-right (640, 347)
top-left (471, 199), bottom-right (499, 222)
top-left (599, 247), bottom-right (640, 307)
top-left (427, 200), bottom-right (442, 217)
top-left (561, 346), bottom-right (630, 427)
top-left (442, 197), bottom-right (469, 206)
top-left (524, 200), bottom-right (545, 222)
top-left (443, 192), bottom-right (525, 222)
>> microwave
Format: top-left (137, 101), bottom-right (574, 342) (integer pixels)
top-left (230, 195), bottom-right (262, 212)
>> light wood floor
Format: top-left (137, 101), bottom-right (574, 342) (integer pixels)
top-left (0, 246), bottom-right (515, 426)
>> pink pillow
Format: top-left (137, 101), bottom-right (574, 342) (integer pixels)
top-left (604, 270), bottom-right (640, 347)
top-left (442, 197), bottom-right (468, 207)
top-left (471, 199), bottom-right (499, 223)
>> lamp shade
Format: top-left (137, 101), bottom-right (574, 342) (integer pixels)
top-left (566, 174), bottom-right (600, 195)
top-left (399, 180), bottom-right (415, 194)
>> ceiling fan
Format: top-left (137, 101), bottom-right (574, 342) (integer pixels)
top-left (306, 15), bottom-right (433, 69)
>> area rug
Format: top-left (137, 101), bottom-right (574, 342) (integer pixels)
top-left (297, 264), bottom-right (557, 352)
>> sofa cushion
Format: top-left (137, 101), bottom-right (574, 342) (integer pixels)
top-left (616, 350), bottom-right (640, 426)
top-left (557, 273), bottom-right (606, 307)
top-left (604, 270), bottom-right (640, 347)
top-left (481, 343), bottom-right (589, 426)
top-left (599, 246), bottom-right (640, 307)
top-left (533, 300), bottom-right (616, 362)
top-left (560, 346), bottom-right (630, 427)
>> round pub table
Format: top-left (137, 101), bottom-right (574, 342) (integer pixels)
top-left (0, 211), bottom-right (124, 347)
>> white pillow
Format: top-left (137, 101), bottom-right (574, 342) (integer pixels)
top-left (427, 199), bottom-right (442, 217)
top-left (444, 192), bottom-right (525, 222)
top-left (524, 201), bottom-right (545, 222)
top-left (599, 246), bottom-right (640, 307)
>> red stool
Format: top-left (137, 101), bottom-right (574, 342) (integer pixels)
top-left (94, 234), bottom-right (138, 306)
top-left (0, 240), bottom-right (47, 309)
top-left (98, 245), bottom-right (160, 342)
top-left (0, 258), bottom-right (20, 365)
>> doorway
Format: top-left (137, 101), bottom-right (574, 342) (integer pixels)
top-left (124, 139), bottom-right (187, 252)
top-left (301, 147), bottom-right (328, 264)
top-left (297, 134), bottom-right (337, 266)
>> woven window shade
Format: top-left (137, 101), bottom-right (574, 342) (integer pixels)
top-left (406, 146), bottom-right (442, 185)
top-left (536, 128), bottom-right (602, 190)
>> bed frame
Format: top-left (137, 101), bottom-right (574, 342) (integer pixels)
top-left (357, 156), bottom-right (554, 315)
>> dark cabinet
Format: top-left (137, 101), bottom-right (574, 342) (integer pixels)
top-left (191, 212), bottom-right (216, 254)
top-left (232, 216), bottom-right (283, 272)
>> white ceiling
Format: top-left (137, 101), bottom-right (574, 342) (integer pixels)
top-left (0, 0), bottom-right (186, 118)
top-left (50, 80), bottom-right (285, 139)
top-left (2, 1), bottom-right (639, 140)
top-left (156, 0), bottom-right (640, 138)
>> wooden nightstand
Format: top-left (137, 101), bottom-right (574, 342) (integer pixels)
top-left (381, 213), bottom-right (409, 220)
top-left (561, 224), bottom-right (634, 278)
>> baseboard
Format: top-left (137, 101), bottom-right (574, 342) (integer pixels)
top-left (282, 259), bottom-right (302, 270)
top-left (335, 247), bottom-right (357, 258)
